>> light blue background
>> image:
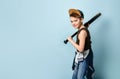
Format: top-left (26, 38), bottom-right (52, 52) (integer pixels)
top-left (0, 0), bottom-right (120, 79)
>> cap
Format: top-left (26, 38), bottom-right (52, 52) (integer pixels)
top-left (68, 9), bottom-right (84, 18)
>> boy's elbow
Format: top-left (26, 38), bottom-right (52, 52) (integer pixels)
top-left (78, 48), bottom-right (84, 53)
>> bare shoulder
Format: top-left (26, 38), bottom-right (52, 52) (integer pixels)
top-left (78, 28), bottom-right (87, 38)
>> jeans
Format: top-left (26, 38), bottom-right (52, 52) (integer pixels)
top-left (72, 60), bottom-right (87, 79)
top-left (72, 49), bottom-right (95, 79)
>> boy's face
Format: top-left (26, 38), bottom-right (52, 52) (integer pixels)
top-left (70, 16), bottom-right (82, 29)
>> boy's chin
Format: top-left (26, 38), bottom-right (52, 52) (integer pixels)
top-left (74, 27), bottom-right (78, 29)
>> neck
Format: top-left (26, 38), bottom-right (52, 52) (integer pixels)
top-left (78, 25), bottom-right (85, 30)
top-left (78, 22), bottom-right (83, 29)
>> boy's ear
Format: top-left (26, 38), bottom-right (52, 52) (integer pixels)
top-left (80, 18), bottom-right (84, 23)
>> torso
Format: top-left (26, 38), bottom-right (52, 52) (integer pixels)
top-left (76, 27), bottom-right (91, 51)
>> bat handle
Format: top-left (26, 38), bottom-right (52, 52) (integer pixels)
top-left (64, 39), bottom-right (68, 44)
top-left (64, 31), bottom-right (78, 44)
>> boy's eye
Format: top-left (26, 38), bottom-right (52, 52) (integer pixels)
top-left (71, 20), bottom-right (73, 23)
top-left (71, 20), bottom-right (77, 23)
top-left (74, 20), bottom-right (77, 22)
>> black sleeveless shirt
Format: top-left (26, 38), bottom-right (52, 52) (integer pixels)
top-left (76, 28), bottom-right (91, 51)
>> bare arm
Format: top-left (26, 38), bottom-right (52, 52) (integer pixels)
top-left (68, 30), bottom-right (87, 52)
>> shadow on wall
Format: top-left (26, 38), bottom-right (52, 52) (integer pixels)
top-left (94, 18), bottom-right (111, 79)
